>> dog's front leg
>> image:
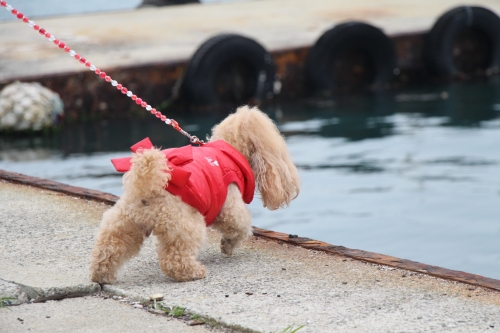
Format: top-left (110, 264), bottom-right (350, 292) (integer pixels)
top-left (212, 184), bottom-right (252, 256)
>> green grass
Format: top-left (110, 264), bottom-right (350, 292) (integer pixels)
top-left (0, 297), bottom-right (14, 309)
top-left (155, 303), bottom-right (186, 318)
top-left (169, 306), bottom-right (185, 317)
top-left (276, 325), bottom-right (305, 333)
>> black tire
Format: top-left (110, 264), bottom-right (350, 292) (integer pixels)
top-left (424, 6), bottom-right (500, 76)
top-left (304, 22), bottom-right (396, 94)
top-left (180, 34), bottom-right (276, 105)
top-left (138, 0), bottom-right (199, 7)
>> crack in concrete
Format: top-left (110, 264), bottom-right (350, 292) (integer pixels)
top-left (1, 279), bottom-right (259, 333)
top-left (101, 285), bottom-right (261, 333)
top-left (0, 278), bottom-right (100, 305)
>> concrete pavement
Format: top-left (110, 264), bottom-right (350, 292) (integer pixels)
top-left (1, 178), bottom-right (500, 332)
top-left (0, 295), bottom-right (215, 333)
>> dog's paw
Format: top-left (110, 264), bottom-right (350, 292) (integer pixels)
top-left (220, 238), bottom-right (236, 256)
top-left (190, 265), bottom-right (207, 281)
top-left (89, 268), bottom-right (117, 284)
top-left (170, 264), bottom-right (207, 282)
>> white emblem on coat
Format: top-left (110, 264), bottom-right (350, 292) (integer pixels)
top-left (204, 156), bottom-right (219, 166)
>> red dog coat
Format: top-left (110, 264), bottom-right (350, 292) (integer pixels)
top-left (111, 138), bottom-right (255, 226)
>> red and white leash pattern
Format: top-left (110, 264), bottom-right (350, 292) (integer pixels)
top-left (1, 1), bottom-right (204, 145)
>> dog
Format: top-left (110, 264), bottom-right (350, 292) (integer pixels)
top-left (89, 106), bottom-right (300, 283)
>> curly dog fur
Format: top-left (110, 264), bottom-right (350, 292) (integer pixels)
top-left (89, 106), bottom-right (300, 283)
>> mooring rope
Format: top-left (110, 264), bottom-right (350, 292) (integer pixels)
top-left (0, 1), bottom-right (204, 145)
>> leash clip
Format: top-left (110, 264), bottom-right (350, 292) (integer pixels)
top-left (190, 136), bottom-right (205, 145)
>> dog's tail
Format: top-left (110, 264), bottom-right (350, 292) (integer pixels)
top-left (123, 148), bottom-right (171, 199)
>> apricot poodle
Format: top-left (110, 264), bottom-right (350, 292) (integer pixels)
top-left (89, 106), bottom-right (300, 283)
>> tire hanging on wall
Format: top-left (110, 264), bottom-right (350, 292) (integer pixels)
top-left (424, 6), bottom-right (500, 76)
top-left (180, 34), bottom-right (276, 105)
top-left (304, 22), bottom-right (396, 95)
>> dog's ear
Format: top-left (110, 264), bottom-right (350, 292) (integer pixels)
top-left (238, 107), bottom-right (299, 210)
top-left (210, 105), bottom-right (300, 209)
top-left (251, 144), bottom-right (300, 210)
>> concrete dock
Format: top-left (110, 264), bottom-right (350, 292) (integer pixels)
top-left (3, 0), bottom-right (500, 119)
top-left (1, 0), bottom-right (500, 81)
top-left (1, 175), bottom-right (499, 332)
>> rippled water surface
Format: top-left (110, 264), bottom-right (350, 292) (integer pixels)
top-left (2, 80), bottom-right (500, 279)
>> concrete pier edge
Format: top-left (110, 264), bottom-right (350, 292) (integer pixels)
top-left (1, 168), bottom-right (499, 292)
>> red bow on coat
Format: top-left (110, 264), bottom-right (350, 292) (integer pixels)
top-left (111, 137), bottom-right (193, 188)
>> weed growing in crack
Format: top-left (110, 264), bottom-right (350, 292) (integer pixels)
top-left (0, 297), bottom-right (14, 309)
top-left (154, 303), bottom-right (185, 318)
top-left (276, 325), bottom-right (305, 333)
top-left (169, 306), bottom-right (185, 317)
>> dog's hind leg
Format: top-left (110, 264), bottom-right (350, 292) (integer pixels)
top-left (89, 205), bottom-right (146, 284)
top-left (153, 206), bottom-right (207, 282)
top-left (212, 184), bottom-right (253, 256)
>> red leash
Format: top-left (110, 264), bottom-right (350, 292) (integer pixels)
top-left (1, 1), bottom-right (204, 145)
